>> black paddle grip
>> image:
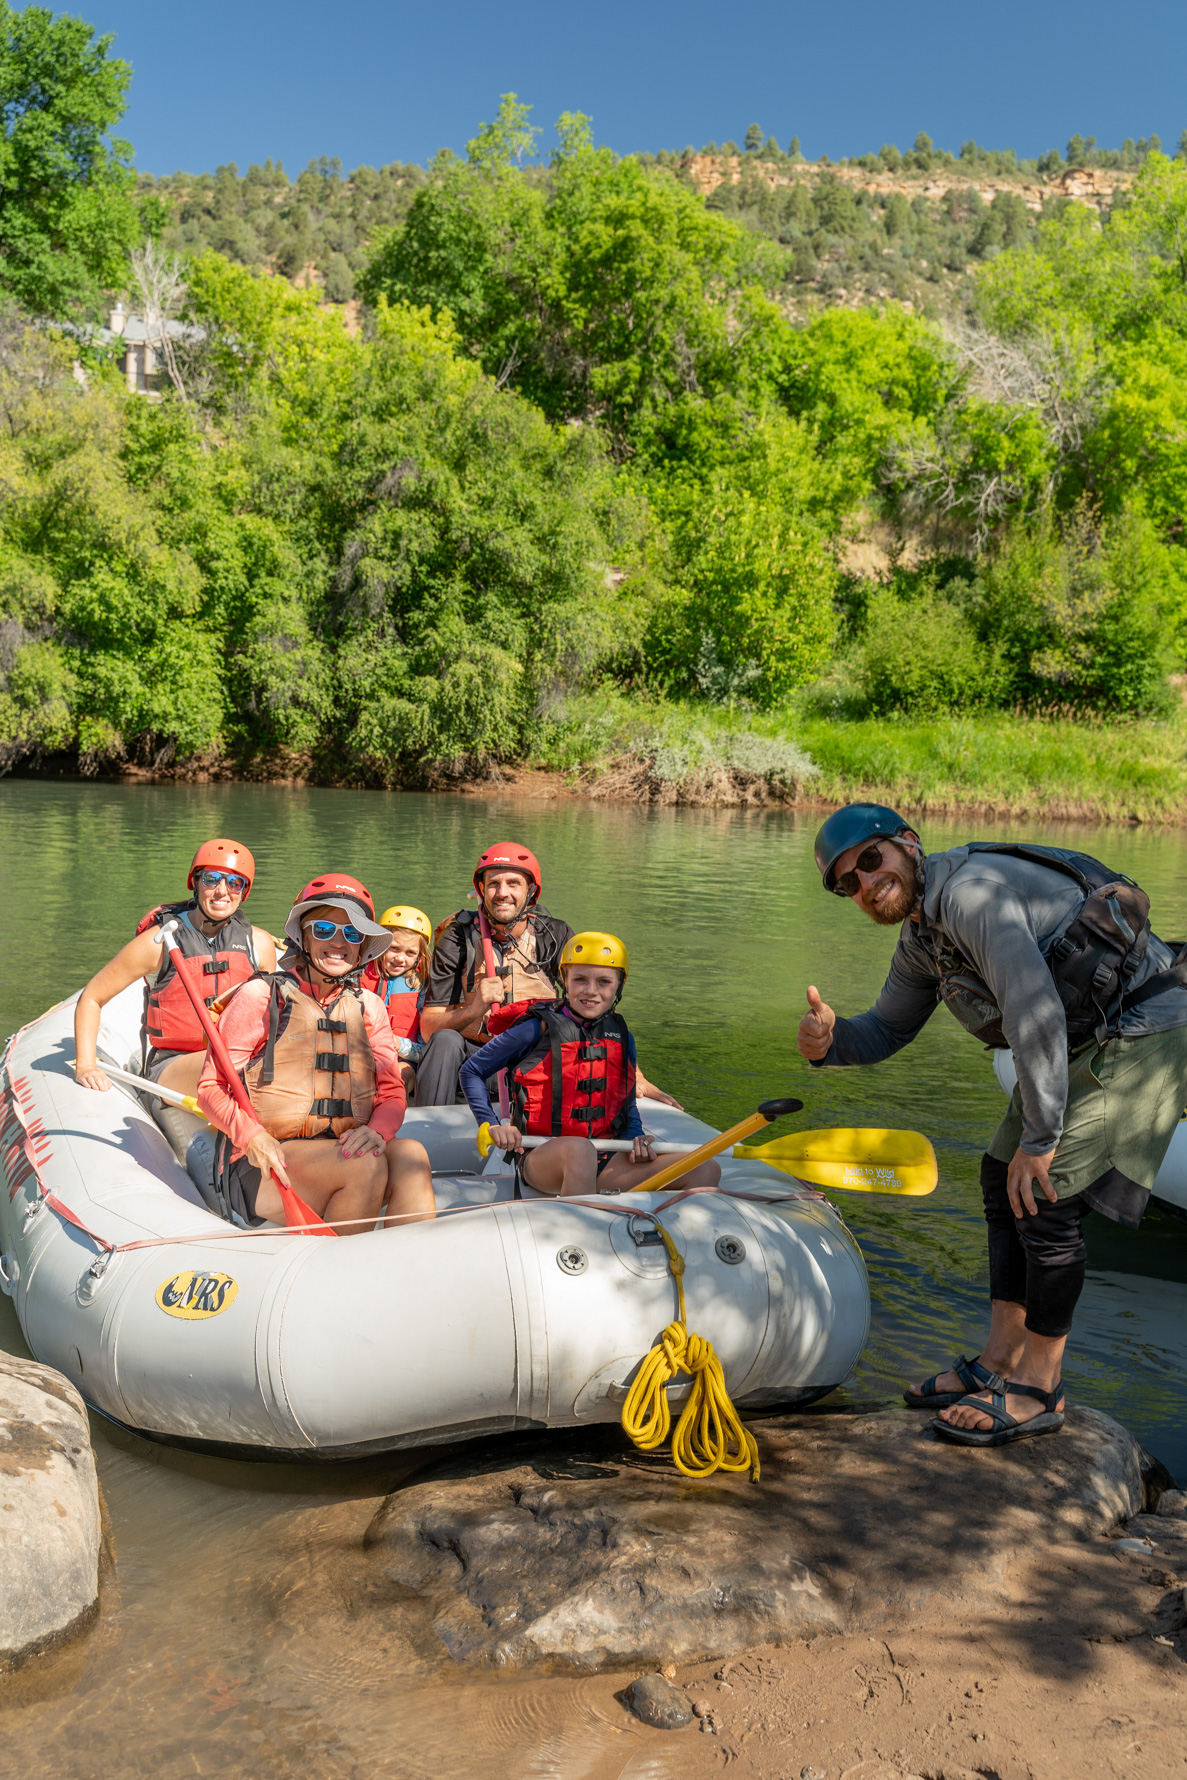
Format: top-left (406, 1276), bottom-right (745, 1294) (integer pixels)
top-left (758, 1097), bottom-right (804, 1121)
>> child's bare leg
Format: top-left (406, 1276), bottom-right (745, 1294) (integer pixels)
top-left (595, 1153), bottom-right (722, 1195)
top-left (520, 1136), bottom-right (600, 1197)
top-left (383, 1137), bottom-right (435, 1226)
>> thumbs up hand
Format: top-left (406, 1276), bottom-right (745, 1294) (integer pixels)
top-left (797, 985), bottom-right (837, 1061)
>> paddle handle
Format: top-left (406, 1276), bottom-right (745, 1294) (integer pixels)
top-left (476, 907), bottom-right (511, 1119)
top-left (158, 924), bottom-right (336, 1236)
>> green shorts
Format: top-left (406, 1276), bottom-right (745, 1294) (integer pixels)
top-left (988, 1023), bottom-right (1187, 1220)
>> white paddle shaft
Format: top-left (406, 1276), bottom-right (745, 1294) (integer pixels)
top-left (72, 1058), bottom-right (203, 1115)
top-left (499, 1134), bottom-right (695, 1153)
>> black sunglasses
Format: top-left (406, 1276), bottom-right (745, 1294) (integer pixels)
top-left (832, 843), bottom-right (891, 898)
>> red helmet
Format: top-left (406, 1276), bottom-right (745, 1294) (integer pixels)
top-left (188, 838), bottom-right (255, 900)
top-left (473, 842), bottom-right (541, 904)
top-left (284, 874), bottom-right (389, 964)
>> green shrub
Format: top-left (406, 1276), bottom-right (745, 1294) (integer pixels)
top-left (968, 503), bottom-right (1173, 713)
top-left (854, 584), bottom-right (1009, 714)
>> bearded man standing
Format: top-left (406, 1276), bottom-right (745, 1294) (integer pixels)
top-left (798, 803), bottom-right (1187, 1448)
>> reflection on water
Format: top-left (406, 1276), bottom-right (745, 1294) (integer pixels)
top-left (1, 777), bottom-right (1184, 1773)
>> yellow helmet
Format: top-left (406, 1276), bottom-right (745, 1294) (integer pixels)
top-left (377, 905), bottom-right (432, 940)
top-left (559, 931), bottom-right (628, 978)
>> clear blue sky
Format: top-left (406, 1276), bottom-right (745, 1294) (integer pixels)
top-left (87, 0), bottom-right (1187, 176)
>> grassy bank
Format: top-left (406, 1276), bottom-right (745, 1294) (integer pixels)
top-left (534, 691), bottom-right (1187, 824)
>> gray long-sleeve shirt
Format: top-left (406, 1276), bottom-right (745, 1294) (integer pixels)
top-left (819, 847), bottom-right (1187, 1154)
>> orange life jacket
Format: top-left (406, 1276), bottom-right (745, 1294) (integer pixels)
top-left (510, 1005), bottom-right (635, 1139)
top-left (234, 973), bottom-right (376, 1141)
top-left (140, 903), bottom-right (259, 1054)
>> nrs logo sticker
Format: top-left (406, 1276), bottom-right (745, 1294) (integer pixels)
top-left (155, 1270), bottom-right (238, 1319)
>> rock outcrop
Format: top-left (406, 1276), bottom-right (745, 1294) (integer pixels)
top-left (0, 1355), bottom-right (102, 1668)
top-left (364, 1404), bottom-right (1155, 1670)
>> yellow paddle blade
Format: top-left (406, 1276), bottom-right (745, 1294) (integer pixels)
top-left (733, 1127), bottom-right (938, 1196)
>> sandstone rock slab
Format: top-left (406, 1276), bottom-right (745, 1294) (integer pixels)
top-left (0, 1354), bottom-right (102, 1667)
top-left (365, 1404), bottom-right (1149, 1669)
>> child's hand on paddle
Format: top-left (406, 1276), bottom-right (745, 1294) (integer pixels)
top-left (487, 1123), bottom-right (523, 1153)
top-left (797, 985), bottom-right (837, 1061)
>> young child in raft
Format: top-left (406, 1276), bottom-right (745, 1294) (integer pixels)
top-left (362, 905), bottom-right (431, 1091)
top-left (459, 930), bottom-right (721, 1198)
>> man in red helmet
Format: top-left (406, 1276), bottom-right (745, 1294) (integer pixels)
top-left (414, 844), bottom-right (573, 1106)
top-left (75, 838), bottom-right (277, 1101)
top-left (414, 842), bottom-right (683, 1112)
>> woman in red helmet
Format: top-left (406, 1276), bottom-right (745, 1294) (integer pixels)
top-left (75, 839), bottom-right (277, 1100)
top-left (196, 874), bottom-right (435, 1232)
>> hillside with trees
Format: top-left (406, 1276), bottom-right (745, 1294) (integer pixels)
top-left (2, 17), bottom-right (1187, 816)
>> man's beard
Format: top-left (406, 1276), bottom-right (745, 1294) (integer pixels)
top-left (867, 852), bottom-right (926, 926)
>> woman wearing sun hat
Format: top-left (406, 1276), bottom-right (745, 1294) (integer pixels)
top-left (196, 873), bottom-right (434, 1232)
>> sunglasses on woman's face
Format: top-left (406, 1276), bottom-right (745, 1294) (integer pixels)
top-left (196, 869), bottom-right (249, 895)
top-left (306, 920), bottom-right (365, 945)
top-left (832, 843), bottom-right (891, 898)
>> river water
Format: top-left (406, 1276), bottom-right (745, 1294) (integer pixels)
top-left (0, 776), bottom-right (1184, 1777)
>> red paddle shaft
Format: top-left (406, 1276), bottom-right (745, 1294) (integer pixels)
top-left (159, 923), bottom-right (336, 1235)
top-left (476, 906), bottom-right (511, 1120)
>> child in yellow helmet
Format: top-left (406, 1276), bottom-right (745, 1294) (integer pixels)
top-left (460, 931), bottom-right (721, 1198)
top-left (364, 906), bottom-right (432, 1088)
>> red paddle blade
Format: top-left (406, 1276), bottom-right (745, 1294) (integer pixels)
top-left (273, 1173), bottom-right (338, 1236)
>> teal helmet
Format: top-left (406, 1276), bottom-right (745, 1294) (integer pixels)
top-left (815, 803), bottom-right (914, 895)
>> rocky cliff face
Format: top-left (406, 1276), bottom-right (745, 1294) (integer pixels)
top-left (682, 153), bottom-right (1133, 216)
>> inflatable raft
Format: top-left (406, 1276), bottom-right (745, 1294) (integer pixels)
top-left (0, 983), bottom-right (870, 1459)
top-left (993, 1050), bottom-right (1187, 1218)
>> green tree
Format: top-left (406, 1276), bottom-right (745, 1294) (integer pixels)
top-left (0, 2), bottom-right (141, 315)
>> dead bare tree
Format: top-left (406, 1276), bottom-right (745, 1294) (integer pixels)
top-left (129, 239), bottom-right (188, 402)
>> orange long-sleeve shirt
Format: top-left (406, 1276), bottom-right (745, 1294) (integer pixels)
top-left (197, 975), bottom-right (407, 1162)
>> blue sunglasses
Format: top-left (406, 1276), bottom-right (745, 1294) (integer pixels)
top-left (306, 919), bottom-right (365, 945)
top-left (195, 869), bottom-right (249, 894)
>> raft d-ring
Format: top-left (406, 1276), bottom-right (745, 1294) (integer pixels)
top-left (714, 1235), bottom-right (746, 1266)
top-left (0, 1254), bottom-right (19, 1296)
top-left (556, 1245), bottom-right (588, 1276)
top-left (76, 1249), bottom-right (115, 1306)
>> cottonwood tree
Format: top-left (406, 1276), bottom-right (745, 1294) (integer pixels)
top-left (0, 2), bottom-right (141, 315)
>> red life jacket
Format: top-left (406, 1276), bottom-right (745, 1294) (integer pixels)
top-left (361, 964), bottom-right (422, 1042)
top-left (510, 1005), bottom-right (635, 1139)
top-left (140, 903), bottom-right (259, 1054)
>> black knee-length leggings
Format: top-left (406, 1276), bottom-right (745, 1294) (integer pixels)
top-left (981, 1154), bottom-right (1088, 1339)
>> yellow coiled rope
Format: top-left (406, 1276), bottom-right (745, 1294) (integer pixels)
top-left (619, 1219), bottom-right (760, 1483)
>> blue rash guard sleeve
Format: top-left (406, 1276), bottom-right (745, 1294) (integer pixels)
top-left (460, 1019), bottom-right (545, 1127)
top-left (459, 1018), bottom-right (645, 1139)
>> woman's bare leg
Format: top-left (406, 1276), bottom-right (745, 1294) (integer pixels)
top-left (156, 1052), bottom-right (205, 1097)
top-left (253, 1139), bottom-right (388, 1231)
top-left (382, 1138), bottom-right (435, 1226)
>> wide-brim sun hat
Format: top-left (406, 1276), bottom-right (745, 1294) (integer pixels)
top-left (284, 873), bottom-right (391, 966)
